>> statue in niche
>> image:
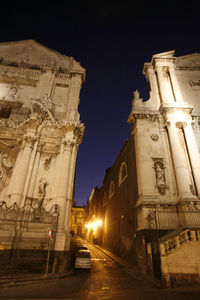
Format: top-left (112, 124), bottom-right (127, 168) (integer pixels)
top-left (0, 153), bottom-right (13, 193)
top-left (36, 177), bottom-right (48, 210)
top-left (43, 155), bottom-right (52, 170)
top-left (154, 162), bottom-right (166, 195)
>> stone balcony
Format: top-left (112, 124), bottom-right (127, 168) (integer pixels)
top-left (145, 209), bottom-right (200, 230)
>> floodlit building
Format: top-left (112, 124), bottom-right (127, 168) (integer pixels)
top-left (86, 51), bottom-right (200, 287)
top-left (70, 206), bottom-right (86, 237)
top-left (0, 40), bottom-right (85, 273)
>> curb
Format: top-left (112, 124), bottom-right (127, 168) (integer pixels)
top-left (0, 269), bottom-right (74, 289)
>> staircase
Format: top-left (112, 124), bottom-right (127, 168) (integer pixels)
top-left (159, 229), bottom-right (200, 287)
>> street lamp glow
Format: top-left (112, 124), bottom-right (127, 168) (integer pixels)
top-left (85, 219), bottom-right (102, 231)
top-left (96, 220), bottom-right (102, 226)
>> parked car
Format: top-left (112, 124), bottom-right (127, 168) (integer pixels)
top-left (75, 249), bottom-right (91, 269)
top-left (75, 244), bottom-right (88, 252)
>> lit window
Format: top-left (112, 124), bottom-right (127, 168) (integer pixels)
top-left (119, 162), bottom-right (128, 186)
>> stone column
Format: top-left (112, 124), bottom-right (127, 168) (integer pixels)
top-left (183, 121), bottom-right (200, 197)
top-left (27, 142), bottom-right (45, 199)
top-left (155, 64), bottom-right (170, 103)
top-left (7, 135), bottom-right (36, 207)
top-left (67, 74), bottom-right (82, 117)
top-left (167, 121), bottom-right (194, 199)
top-left (54, 139), bottom-right (73, 248)
top-left (64, 142), bottom-right (79, 231)
top-left (52, 139), bottom-right (73, 273)
top-left (148, 66), bottom-right (160, 107)
top-left (168, 65), bottom-right (183, 102)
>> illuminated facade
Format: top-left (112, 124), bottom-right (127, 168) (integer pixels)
top-left (87, 51), bottom-right (200, 287)
top-left (70, 206), bottom-right (86, 237)
top-left (0, 40), bottom-right (85, 273)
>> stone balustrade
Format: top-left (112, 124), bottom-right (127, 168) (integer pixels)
top-left (159, 229), bottom-right (200, 256)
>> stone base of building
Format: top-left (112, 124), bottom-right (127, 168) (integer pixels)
top-left (162, 273), bottom-right (200, 288)
top-left (135, 229), bottom-right (172, 276)
top-left (0, 249), bottom-right (71, 275)
top-left (52, 250), bottom-right (71, 273)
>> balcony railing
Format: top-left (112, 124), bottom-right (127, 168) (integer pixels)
top-left (145, 209), bottom-right (200, 230)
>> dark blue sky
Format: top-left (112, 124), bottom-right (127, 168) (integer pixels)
top-left (1, 1), bottom-right (200, 206)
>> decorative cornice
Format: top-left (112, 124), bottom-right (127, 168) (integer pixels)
top-left (175, 66), bottom-right (200, 71)
top-left (129, 111), bottom-right (160, 122)
top-left (0, 65), bottom-right (41, 80)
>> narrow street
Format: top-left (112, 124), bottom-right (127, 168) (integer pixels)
top-left (1, 242), bottom-right (200, 299)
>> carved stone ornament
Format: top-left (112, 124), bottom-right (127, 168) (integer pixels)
top-left (189, 80), bottom-right (200, 95)
top-left (32, 177), bottom-right (48, 211)
top-left (150, 133), bottom-right (159, 141)
top-left (154, 161), bottom-right (166, 195)
top-left (3, 80), bottom-right (20, 102)
top-left (43, 155), bottom-right (52, 170)
top-left (30, 93), bottom-right (56, 123)
top-left (22, 135), bottom-right (36, 149)
top-left (132, 113), bottom-right (160, 122)
top-left (68, 109), bottom-right (80, 121)
top-left (0, 152), bottom-right (13, 192)
top-left (62, 139), bottom-right (74, 152)
top-left (131, 89), bottom-right (143, 107)
top-left (146, 209), bottom-right (157, 229)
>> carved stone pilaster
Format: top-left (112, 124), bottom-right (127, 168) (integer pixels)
top-left (62, 139), bottom-right (74, 153)
top-left (37, 142), bottom-right (45, 153)
top-left (22, 135), bottom-right (37, 149)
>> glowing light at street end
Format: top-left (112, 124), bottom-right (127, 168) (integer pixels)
top-left (85, 219), bottom-right (103, 232)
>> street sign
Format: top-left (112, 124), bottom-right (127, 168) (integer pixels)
top-left (49, 229), bottom-right (54, 239)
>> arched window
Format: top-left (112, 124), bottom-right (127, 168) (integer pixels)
top-left (119, 162), bottom-right (128, 186)
top-left (109, 181), bottom-right (115, 199)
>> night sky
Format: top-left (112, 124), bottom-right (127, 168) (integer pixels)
top-left (1, 1), bottom-right (200, 206)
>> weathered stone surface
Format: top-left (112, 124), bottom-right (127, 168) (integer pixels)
top-left (0, 40), bottom-right (85, 273)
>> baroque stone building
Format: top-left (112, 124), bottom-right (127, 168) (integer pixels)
top-left (0, 40), bottom-right (85, 273)
top-left (86, 51), bottom-right (200, 287)
top-left (70, 206), bottom-right (86, 237)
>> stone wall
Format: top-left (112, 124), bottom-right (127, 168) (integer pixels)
top-left (160, 229), bottom-right (200, 287)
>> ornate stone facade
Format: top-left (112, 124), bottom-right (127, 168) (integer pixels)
top-left (0, 40), bottom-right (85, 273)
top-left (86, 50), bottom-right (200, 287)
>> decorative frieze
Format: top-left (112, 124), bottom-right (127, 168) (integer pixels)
top-left (0, 65), bottom-right (41, 80)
